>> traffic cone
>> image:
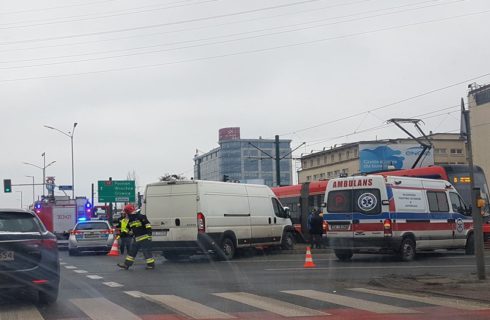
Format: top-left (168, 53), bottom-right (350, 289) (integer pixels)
top-left (303, 246), bottom-right (316, 268)
top-left (107, 239), bottom-right (120, 256)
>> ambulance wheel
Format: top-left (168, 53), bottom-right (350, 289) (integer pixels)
top-left (465, 233), bottom-right (475, 255)
top-left (334, 250), bottom-right (353, 261)
top-left (218, 237), bottom-right (235, 261)
top-left (281, 232), bottom-right (295, 250)
top-left (400, 238), bottom-right (416, 261)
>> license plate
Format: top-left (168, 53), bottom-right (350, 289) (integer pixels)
top-left (84, 233), bottom-right (100, 238)
top-left (330, 224), bottom-right (350, 231)
top-left (153, 231), bottom-right (167, 236)
top-left (0, 251), bottom-right (14, 261)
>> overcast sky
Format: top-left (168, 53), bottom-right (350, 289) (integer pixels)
top-left (1, 0), bottom-right (489, 208)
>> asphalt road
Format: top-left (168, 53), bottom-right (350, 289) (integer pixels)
top-left (1, 248), bottom-right (490, 320)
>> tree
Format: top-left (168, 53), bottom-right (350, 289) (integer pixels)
top-left (159, 173), bottom-right (187, 182)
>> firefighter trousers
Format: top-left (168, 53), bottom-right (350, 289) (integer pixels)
top-left (123, 238), bottom-right (155, 267)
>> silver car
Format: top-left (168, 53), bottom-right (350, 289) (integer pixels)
top-left (68, 220), bottom-right (114, 256)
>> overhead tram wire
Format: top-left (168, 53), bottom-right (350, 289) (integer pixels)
top-left (303, 107), bottom-right (463, 148)
top-left (0, 5), bottom-right (480, 71)
top-left (0, 0), bottom-right (325, 45)
top-left (0, 0), bottom-right (220, 29)
top-left (0, 0), bottom-right (457, 65)
top-left (0, 11), bottom-right (489, 84)
top-left (0, 0), bottom-right (375, 54)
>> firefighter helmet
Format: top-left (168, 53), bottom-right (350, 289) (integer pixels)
top-left (123, 204), bottom-right (136, 214)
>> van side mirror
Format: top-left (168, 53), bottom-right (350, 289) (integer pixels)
top-left (321, 203), bottom-right (326, 208)
top-left (283, 207), bottom-right (291, 218)
top-left (465, 206), bottom-right (472, 216)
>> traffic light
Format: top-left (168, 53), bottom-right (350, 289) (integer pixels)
top-left (3, 179), bottom-right (11, 193)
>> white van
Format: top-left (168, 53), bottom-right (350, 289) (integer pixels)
top-left (142, 180), bottom-right (295, 260)
top-left (323, 175), bottom-right (474, 261)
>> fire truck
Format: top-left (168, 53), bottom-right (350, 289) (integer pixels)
top-left (34, 196), bottom-right (93, 242)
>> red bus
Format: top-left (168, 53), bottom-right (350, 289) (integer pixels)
top-left (272, 165), bottom-right (490, 241)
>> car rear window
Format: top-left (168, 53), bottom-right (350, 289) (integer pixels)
top-left (0, 212), bottom-right (40, 232)
top-left (75, 222), bottom-right (109, 230)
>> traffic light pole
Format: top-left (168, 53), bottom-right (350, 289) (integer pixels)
top-left (462, 98), bottom-right (486, 280)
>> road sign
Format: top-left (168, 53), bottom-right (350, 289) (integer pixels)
top-left (98, 180), bottom-right (135, 203)
top-left (58, 185), bottom-right (73, 191)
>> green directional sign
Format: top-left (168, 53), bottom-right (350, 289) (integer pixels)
top-left (98, 180), bottom-right (135, 203)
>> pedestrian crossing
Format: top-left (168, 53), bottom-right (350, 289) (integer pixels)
top-left (2, 287), bottom-right (490, 319)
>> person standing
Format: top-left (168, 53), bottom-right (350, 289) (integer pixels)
top-left (116, 211), bottom-right (131, 255)
top-left (309, 209), bottom-right (324, 249)
top-left (117, 204), bottom-right (155, 270)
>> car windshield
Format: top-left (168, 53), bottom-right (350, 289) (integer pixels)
top-left (1, 1), bottom-right (490, 319)
top-left (75, 222), bottom-right (108, 231)
top-left (0, 212), bottom-right (39, 233)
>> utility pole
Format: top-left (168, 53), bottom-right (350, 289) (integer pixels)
top-left (248, 136), bottom-right (305, 187)
top-left (462, 97), bottom-right (486, 280)
top-left (275, 135), bottom-right (281, 187)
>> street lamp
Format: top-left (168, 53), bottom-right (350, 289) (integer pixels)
top-left (25, 175), bottom-right (35, 206)
top-left (22, 160), bottom-right (56, 197)
top-left (44, 122), bottom-right (77, 199)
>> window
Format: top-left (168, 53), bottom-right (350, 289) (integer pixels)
top-left (327, 190), bottom-right (352, 213)
top-left (323, 156), bottom-right (328, 164)
top-left (331, 154), bottom-right (334, 162)
top-left (272, 198), bottom-right (287, 218)
top-left (313, 174), bottom-right (318, 180)
top-left (427, 191), bottom-right (449, 212)
top-left (435, 148), bottom-right (447, 154)
top-left (302, 161), bottom-right (307, 169)
top-left (0, 212), bottom-right (40, 232)
top-left (306, 176), bottom-right (311, 181)
top-left (354, 148), bottom-right (358, 157)
top-left (76, 222), bottom-right (109, 230)
top-left (449, 192), bottom-right (468, 214)
top-left (346, 151), bottom-right (350, 159)
top-left (334, 170), bottom-right (340, 177)
top-left (450, 148), bottom-right (463, 155)
top-left (320, 173), bottom-right (326, 179)
top-left (326, 188), bottom-right (381, 215)
top-left (316, 158), bottom-right (320, 165)
top-left (338, 153), bottom-right (342, 161)
top-left (310, 160), bottom-right (314, 167)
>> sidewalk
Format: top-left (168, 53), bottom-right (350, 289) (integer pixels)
top-left (369, 273), bottom-right (490, 303)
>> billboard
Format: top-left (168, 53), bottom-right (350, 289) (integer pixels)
top-left (219, 127), bottom-right (240, 141)
top-left (359, 143), bottom-right (434, 173)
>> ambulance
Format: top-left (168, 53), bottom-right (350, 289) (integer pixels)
top-left (323, 175), bottom-right (474, 261)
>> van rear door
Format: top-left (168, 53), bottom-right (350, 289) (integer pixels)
top-left (351, 188), bottom-right (385, 243)
top-left (325, 189), bottom-right (355, 241)
top-left (145, 183), bottom-right (198, 242)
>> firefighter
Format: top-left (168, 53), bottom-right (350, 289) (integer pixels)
top-left (117, 204), bottom-right (155, 270)
top-left (116, 211), bottom-right (131, 255)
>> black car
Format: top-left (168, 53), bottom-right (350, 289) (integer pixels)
top-left (0, 209), bottom-right (60, 304)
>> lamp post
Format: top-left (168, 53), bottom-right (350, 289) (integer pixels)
top-left (22, 160), bottom-right (56, 197)
top-left (44, 123), bottom-right (77, 199)
top-left (25, 175), bottom-right (35, 205)
top-left (16, 191), bottom-right (23, 209)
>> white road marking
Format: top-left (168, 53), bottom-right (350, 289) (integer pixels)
top-left (124, 291), bottom-right (146, 298)
top-left (103, 282), bottom-right (124, 288)
top-left (87, 275), bottom-right (103, 280)
top-left (64, 266), bottom-right (77, 269)
top-left (350, 288), bottom-right (490, 311)
top-left (283, 289), bottom-right (418, 314)
top-left (214, 292), bottom-right (328, 317)
top-left (71, 298), bottom-right (141, 320)
top-left (60, 262), bottom-right (67, 265)
top-left (74, 269), bottom-right (88, 274)
top-left (266, 264), bottom-right (478, 271)
top-left (142, 294), bottom-right (234, 319)
top-left (0, 304), bottom-right (45, 320)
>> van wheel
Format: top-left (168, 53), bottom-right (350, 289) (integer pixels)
top-left (465, 233), bottom-right (475, 255)
top-left (281, 232), bottom-right (295, 250)
top-left (334, 250), bottom-right (353, 261)
top-left (400, 238), bottom-right (416, 262)
top-left (218, 237), bottom-right (235, 261)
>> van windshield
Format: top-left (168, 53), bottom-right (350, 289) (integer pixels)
top-left (327, 189), bottom-right (382, 215)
